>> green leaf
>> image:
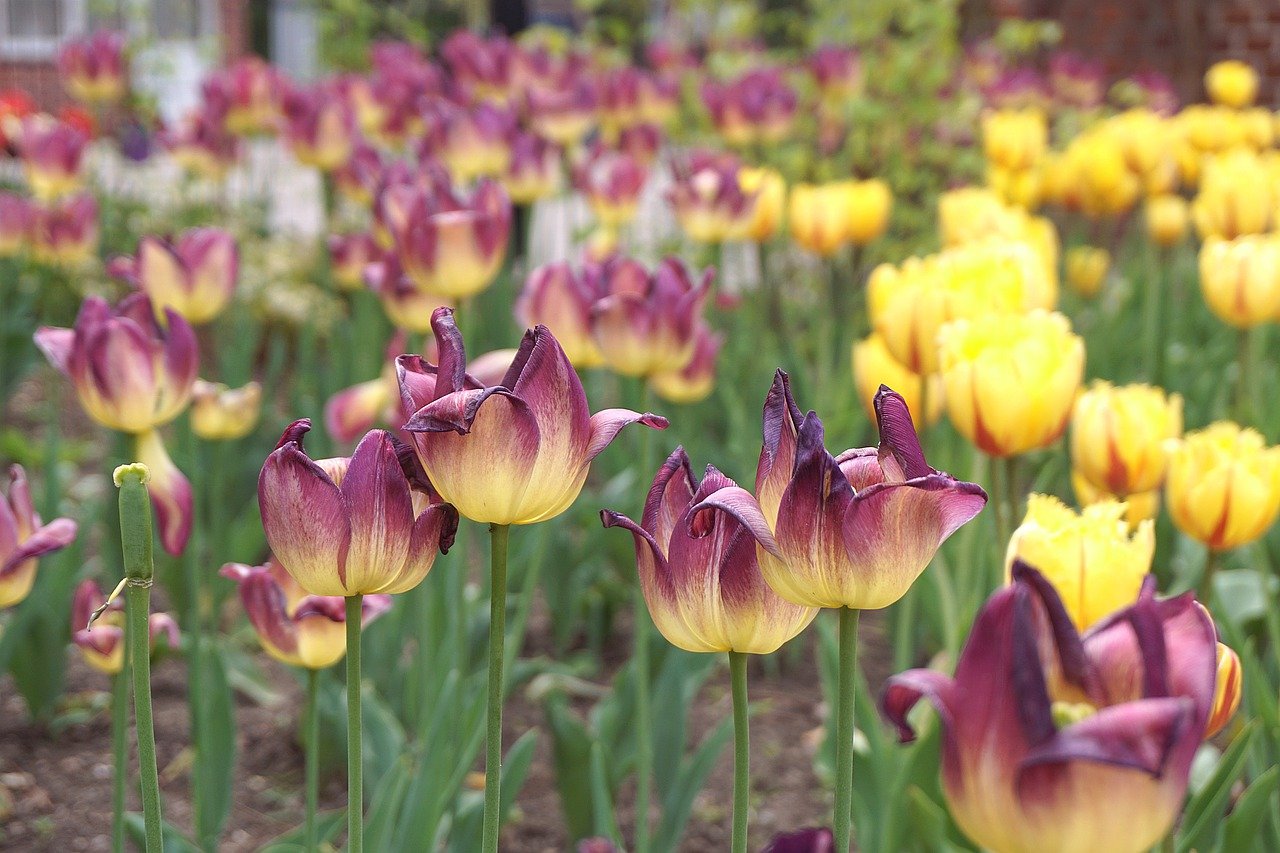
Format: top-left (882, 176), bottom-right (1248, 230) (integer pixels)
top-left (123, 813), bottom-right (200, 852)
top-left (1177, 722), bottom-right (1258, 853)
top-left (195, 642), bottom-right (236, 847)
top-left (653, 716), bottom-right (733, 853)
top-left (1223, 766), bottom-right (1280, 852)
top-left (258, 808), bottom-right (346, 851)
top-left (544, 692), bottom-right (596, 841)
top-left (365, 756), bottom-right (413, 852)
top-left (589, 741), bottom-right (622, 843)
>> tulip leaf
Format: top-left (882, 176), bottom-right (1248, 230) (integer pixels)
top-left (258, 808), bottom-right (346, 851)
top-left (654, 715), bottom-right (733, 853)
top-left (1177, 721), bottom-right (1258, 853)
top-left (544, 691), bottom-right (597, 841)
top-left (652, 647), bottom-right (716, 793)
top-left (365, 756), bottom-right (413, 853)
top-left (1211, 569), bottom-right (1277, 627)
top-left (123, 813), bottom-right (200, 852)
top-left (1223, 766), bottom-right (1280, 853)
top-left (195, 642), bottom-right (236, 848)
top-left (589, 741), bottom-right (623, 843)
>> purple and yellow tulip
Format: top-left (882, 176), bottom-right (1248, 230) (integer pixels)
top-left (71, 579), bottom-right (179, 676)
top-left (420, 101), bottom-right (516, 183)
top-left (0, 192), bottom-right (34, 257)
top-left (328, 232), bottom-right (383, 291)
top-left (666, 150), bottom-right (759, 244)
top-left (502, 132), bottom-right (561, 205)
top-left (259, 421), bottom-right (458, 597)
top-left (18, 117), bottom-right (88, 201)
top-left (702, 69), bottom-right (797, 147)
top-left (808, 45), bottom-right (863, 104)
top-left (0, 465), bottom-right (77, 609)
top-left (110, 228), bottom-right (238, 325)
top-left (57, 30), bottom-right (128, 105)
top-left (397, 307), bottom-right (667, 526)
top-left (191, 380), bottom-right (262, 441)
top-left (160, 107), bottom-right (241, 180)
top-left (221, 557), bottom-right (393, 669)
top-left (883, 564), bottom-right (1218, 853)
top-left (281, 83), bottom-right (357, 173)
top-left (526, 79), bottom-right (597, 147)
top-left (601, 448), bottom-right (817, 654)
top-left (30, 192), bottom-right (98, 267)
top-left (649, 325), bottom-right (723, 405)
top-left (516, 260), bottom-right (603, 368)
top-left (202, 57), bottom-right (284, 136)
top-left (574, 144), bottom-right (649, 227)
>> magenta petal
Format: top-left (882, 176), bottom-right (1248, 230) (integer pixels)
top-left (258, 435), bottom-right (351, 596)
top-left (240, 570), bottom-right (300, 657)
top-left (134, 430), bottom-right (193, 556)
top-left (755, 369), bottom-right (804, 521)
top-left (881, 668), bottom-right (957, 743)
top-left (688, 485), bottom-right (784, 560)
top-left (292, 594), bottom-right (348, 622)
top-left (339, 430), bottom-right (415, 592)
top-left (640, 447), bottom-right (696, 554)
top-left (34, 326), bottom-right (74, 375)
top-left (762, 827), bottom-right (835, 853)
top-left (502, 324), bottom-right (591, 457)
top-left (148, 613), bottom-right (180, 650)
top-left (873, 384), bottom-right (931, 480)
top-left (429, 306), bottom-right (467, 399)
top-left (403, 386), bottom-right (516, 434)
top-left (160, 307), bottom-right (199, 388)
top-left (585, 408), bottom-right (668, 462)
top-left (1, 517), bottom-right (77, 576)
top-left (600, 508), bottom-right (682, 638)
top-left (360, 594), bottom-right (394, 626)
top-left (395, 354), bottom-right (440, 415)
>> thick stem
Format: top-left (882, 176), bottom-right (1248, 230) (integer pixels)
top-left (112, 670), bottom-right (128, 853)
top-left (182, 431), bottom-right (206, 845)
top-left (306, 667), bottom-right (319, 853)
top-left (833, 607), bottom-right (861, 853)
top-left (482, 523), bottom-right (511, 853)
top-left (988, 453), bottom-right (1010, 553)
top-left (1201, 549), bottom-right (1221, 604)
top-left (346, 594), bottom-right (364, 853)
top-left (117, 466), bottom-right (162, 852)
top-left (1235, 326), bottom-right (1253, 424)
top-left (729, 652), bottom-right (750, 853)
top-left (633, 382), bottom-right (655, 853)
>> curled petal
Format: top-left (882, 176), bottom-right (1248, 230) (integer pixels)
top-left (640, 447), bottom-right (697, 556)
top-left (689, 485), bottom-right (784, 560)
top-left (756, 369), bottom-right (804, 524)
top-left (1018, 697), bottom-right (1195, 782)
top-left (600, 508), bottom-right (699, 650)
top-left (586, 408), bottom-right (668, 462)
top-left (874, 384), bottom-right (931, 480)
top-left (240, 570), bottom-right (299, 659)
top-left (880, 668), bottom-right (957, 743)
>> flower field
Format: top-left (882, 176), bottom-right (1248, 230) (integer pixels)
top-left (1, 7), bottom-right (1279, 853)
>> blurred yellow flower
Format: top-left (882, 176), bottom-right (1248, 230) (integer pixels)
top-left (1071, 381), bottom-right (1183, 498)
top-left (1192, 149), bottom-right (1280, 239)
top-left (1005, 494), bottom-right (1154, 631)
top-left (938, 310), bottom-right (1084, 457)
top-left (1072, 472), bottom-right (1160, 528)
top-left (789, 182), bottom-right (848, 256)
top-left (851, 333), bottom-right (944, 427)
top-left (1146, 194), bottom-right (1189, 247)
top-left (739, 167), bottom-right (785, 242)
top-left (1206, 60), bottom-right (1259, 109)
top-left (842, 179), bottom-right (893, 245)
top-left (1199, 234), bottom-right (1280, 327)
top-left (1065, 245), bottom-right (1110, 297)
top-left (982, 108), bottom-right (1047, 171)
top-left (1165, 422), bottom-right (1280, 551)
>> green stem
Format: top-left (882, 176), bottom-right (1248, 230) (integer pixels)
top-left (729, 652), bottom-right (750, 853)
top-left (117, 466), bottom-right (162, 852)
top-left (633, 381), bottom-right (655, 853)
top-left (1201, 549), bottom-right (1221, 603)
top-left (1146, 245), bottom-right (1166, 386)
top-left (988, 453), bottom-right (1009, 553)
top-left (112, 670), bottom-right (128, 853)
top-left (346, 594), bottom-right (364, 853)
top-left (482, 523), bottom-right (511, 853)
top-left (306, 668), bottom-right (319, 853)
top-left (1236, 326), bottom-right (1253, 424)
top-left (833, 607), bottom-right (861, 853)
top-left (182, 431), bottom-right (206, 846)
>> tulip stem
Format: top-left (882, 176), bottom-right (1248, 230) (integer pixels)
top-left (834, 606), bottom-right (861, 853)
top-left (345, 594), bottom-right (363, 853)
top-left (1201, 549), bottom-right (1221, 603)
top-left (111, 670), bottom-right (127, 853)
top-left (633, 381), bottom-right (655, 853)
top-left (482, 523), bottom-right (510, 853)
top-left (117, 466), bottom-right (163, 853)
top-left (305, 667), bottom-right (319, 853)
top-left (729, 651), bottom-right (750, 853)
top-left (1235, 327), bottom-right (1253, 424)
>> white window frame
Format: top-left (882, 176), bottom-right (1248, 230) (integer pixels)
top-left (0, 0), bottom-right (89, 61)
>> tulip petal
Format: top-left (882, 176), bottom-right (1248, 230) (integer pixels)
top-left (688, 485), bottom-right (784, 560)
top-left (0, 517), bottom-right (76, 577)
top-left (33, 326), bottom-right (74, 375)
top-left (361, 593), bottom-right (394, 626)
top-left (586, 408), bottom-right (669, 462)
top-left (148, 613), bottom-right (180, 650)
top-left (325, 378), bottom-right (391, 443)
top-left (502, 324), bottom-right (592, 458)
top-left (881, 668), bottom-right (957, 743)
top-left (640, 448), bottom-right (697, 557)
top-left (874, 384), bottom-right (931, 480)
top-left (135, 429), bottom-right (193, 556)
top-left (339, 430), bottom-right (415, 594)
top-left (240, 570), bottom-right (300, 658)
top-left (430, 306), bottom-right (467, 398)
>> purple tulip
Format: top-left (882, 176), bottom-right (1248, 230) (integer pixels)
top-left (110, 227), bottom-right (238, 325)
top-left (0, 465), bottom-right (77, 609)
top-left (71, 578), bottom-right (179, 675)
top-left (57, 29), bottom-right (128, 105)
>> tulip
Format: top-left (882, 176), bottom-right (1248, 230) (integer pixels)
top-left (35, 294), bottom-right (197, 434)
top-left (220, 558), bottom-right (393, 669)
top-left (1145, 194), bottom-right (1188, 247)
top-left (843, 179), bottom-right (893, 245)
top-left (1198, 235), bottom-right (1280, 328)
top-left (589, 257), bottom-right (713, 378)
top-left (71, 579), bottom-right (179, 675)
top-left (30, 193), bottom-right (99, 267)
top-left (160, 107), bottom-right (241, 180)
top-left (1072, 472), bottom-right (1160, 528)
top-left (851, 334), bottom-right (943, 429)
top-left (526, 79), bottom-right (597, 147)
top-left (383, 178), bottom-right (512, 300)
top-left (502, 132), bottom-right (561, 205)
top-left (58, 30), bottom-right (128, 105)
top-left (1206, 643), bottom-right (1242, 738)
top-left (981, 108), bottom-right (1047, 171)
top-left (614, 123), bottom-right (664, 167)
top-left (1005, 494), bottom-right (1154, 631)
top-left (938, 310), bottom-right (1084, 457)
top-left (738, 167), bottom-right (785, 242)
top-left (1048, 51), bottom-right (1105, 110)
top-left (326, 374), bottom-right (395, 444)
top-left (516, 261), bottom-right (603, 368)
top-left (740, 374), bottom-right (986, 609)
top-left (0, 192), bottom-right (34, 257)
top-left (281, 83), bottom-right (356, 172)
top-left (984, 68), bottom-right (1050, 110)
top-left (649, 325), bottom-right (723, 405)
top-left (1071, 381), bottom-right (1182, 497)
top-left (1058, 130), bottom-right (1140, 218)
top-left (366, 254), bottom-right (452, 334)
top-left (0, 465), bottom-right (77, 609)
top-left (133, 428), bottom-right (195, 556)
top-left (110, 228), bottom-right (238, 325)
top-left (1065, 246), bottom-right (1109, 298)
top-left (809, 45), bottom-right (863, 104)
top-left (667, 151), bottom-right (758, 243)
top-left (1192, 149), bottom-right (1278, 238)
top-left (602, 448), bottom-right (818, 654)
top-left (788, 182), bottom-right (849, 257)
top-left (1165, 421), bottom-right (1280, 552)
top-left (1206, 60), bottom-right (1258, 108)
top-left (702, 69), bottom-right (797, 147)
top-left (764, 828), bottom-right (835, 853)
top-left (191, 380), bottom-right (262, 441)
top-left (328, 232), bottom-right (382, 291)
top-left (883, 564), bottom-right (1218, 853)
top-left (19, 117), bottom-right (87, 201)
top-left (397, 307), bottom-right (667, 526)
top-left (259, 421), bottom-right (457, 597)
top-left (420, 101), bottom-right (516, 183)
top-left (202, 57), bottom-right (284, 136)
top-left (331, 141), bottom-right (386, 207)
top-left (574, 145), bottom-right (648, 227)
top-left (440, 30), bottom-right (515, 104)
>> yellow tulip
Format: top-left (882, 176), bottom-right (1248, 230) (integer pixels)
top-left (938, 310), bottom-right (1084, 457)
top-left (1065, 245), bottom-right (1110, 297)
top-left (1206, 60), bottom-right (1259, 109)
top-left (1071, 381), bottom-right (1183, 497)
top-left (1063, 130), bottom-right (1141, 218)
top-left (842, 178), bottom-right (893, 245)
top-left (851, 333), bottom-right (943, 428)
top-left (1192, 149), bottom-right (1279, 239)
top-left (1166, 422), bottom-right (1280, 551)
top-left (1072, 471), bottom-right (1160, 528)
top-left (1198, 234), bottom-right (1280, 327)
top-left (981, 108), bottom-right (1047, 171)
top-left (986, 164), bottom-right (1042, 209)
top-left (190, 380), bottom-right (263, 442)
top-left (738, 167), bottom-right (786, 242)
top-left (788, 182), bottom-right (848, 256)
top-left (1146, 194), bottom-right (1189, 247)
top-left (1005, 494), bottom-right (1154, 631)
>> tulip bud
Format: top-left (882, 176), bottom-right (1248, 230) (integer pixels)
top-left (1205, 642), bottom-right (1242, 738)
top-left (112, 228), bottom-right (238, 325)
top-left (161, 107), bottom-right (241, 180)
top-left (502, 133), bottom-right (561, 205)
top-left (788, 183), bottom-right (849, 257)
top-left (220, 558), bottom-right (393, 669)
top-left (601, 449), bottom-right (817, 654)
top-left (398, 307), bottom-right (667, 526)
top-left (191, 380), bottom-right (262, 441)
top-left (1071, 381), bottom-right (1182, 497)
top-left (1145, 194), bottom-right (1188, 247)
top-left (938, 310), bottom-right (1084, 457)
top-left (281, 83), bottom-right (357, 172)
top-left (667, 151), bottom-right (757, 244)
top-left (34, 294), bottom-right (198, 434)
top-left (420, 101), bottom-right (516, 183)
top-left (526, 79), bottom-right (597, 147)
top-left (1065, 245), bottom-right (1110, 297)
top-left (0, 466), bottom-right (77, 609)
top-left (1165, 421), bottom-right (1280, 551)
top-left (1205, 60), bottom-right (1258, 109)
top-left (589, 257), bottom-right (713, 378)
top-left (1192, 149), bottom-right (1278, 238)
top-left (1005, 494), bottom-right (1154, 630)
top-left (18, 117), bottom-right (87, 201)
top-left (516, 261), bottom-right (603, 368)
top-left (851, 334), bottom-right (943, 429)
top-left (575, 146), bottom-right (648, 227)
top-left (57, 30), bottom-right (128, 105)
top-left (809, 45), bottom-right (863, 104)
top-left (331, 141), bottom-right (386, 206)
top-left (649, 326), bottom-right (723, 405)
top-left (204, 57), bottom-right (284, 136)
top-left (763, 827), bottom-right (835, 853)
top-left (71, 579), bottom-right (179, 675)
top-left (842, 179), bottom-right (893, 245)
top-left (1198, 235), bottom-right (1280, 328)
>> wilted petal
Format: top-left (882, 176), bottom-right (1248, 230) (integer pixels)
top-left (586, 408), bottom-right (668, 462)
top-left (600, 509), bottom-right (695, 650)
top-left (640, 448), bottom-right (697, 556)
top-left (1, 517), bottom-right (77, 575)
top-left (755, 369), bottom-right (804, 525)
